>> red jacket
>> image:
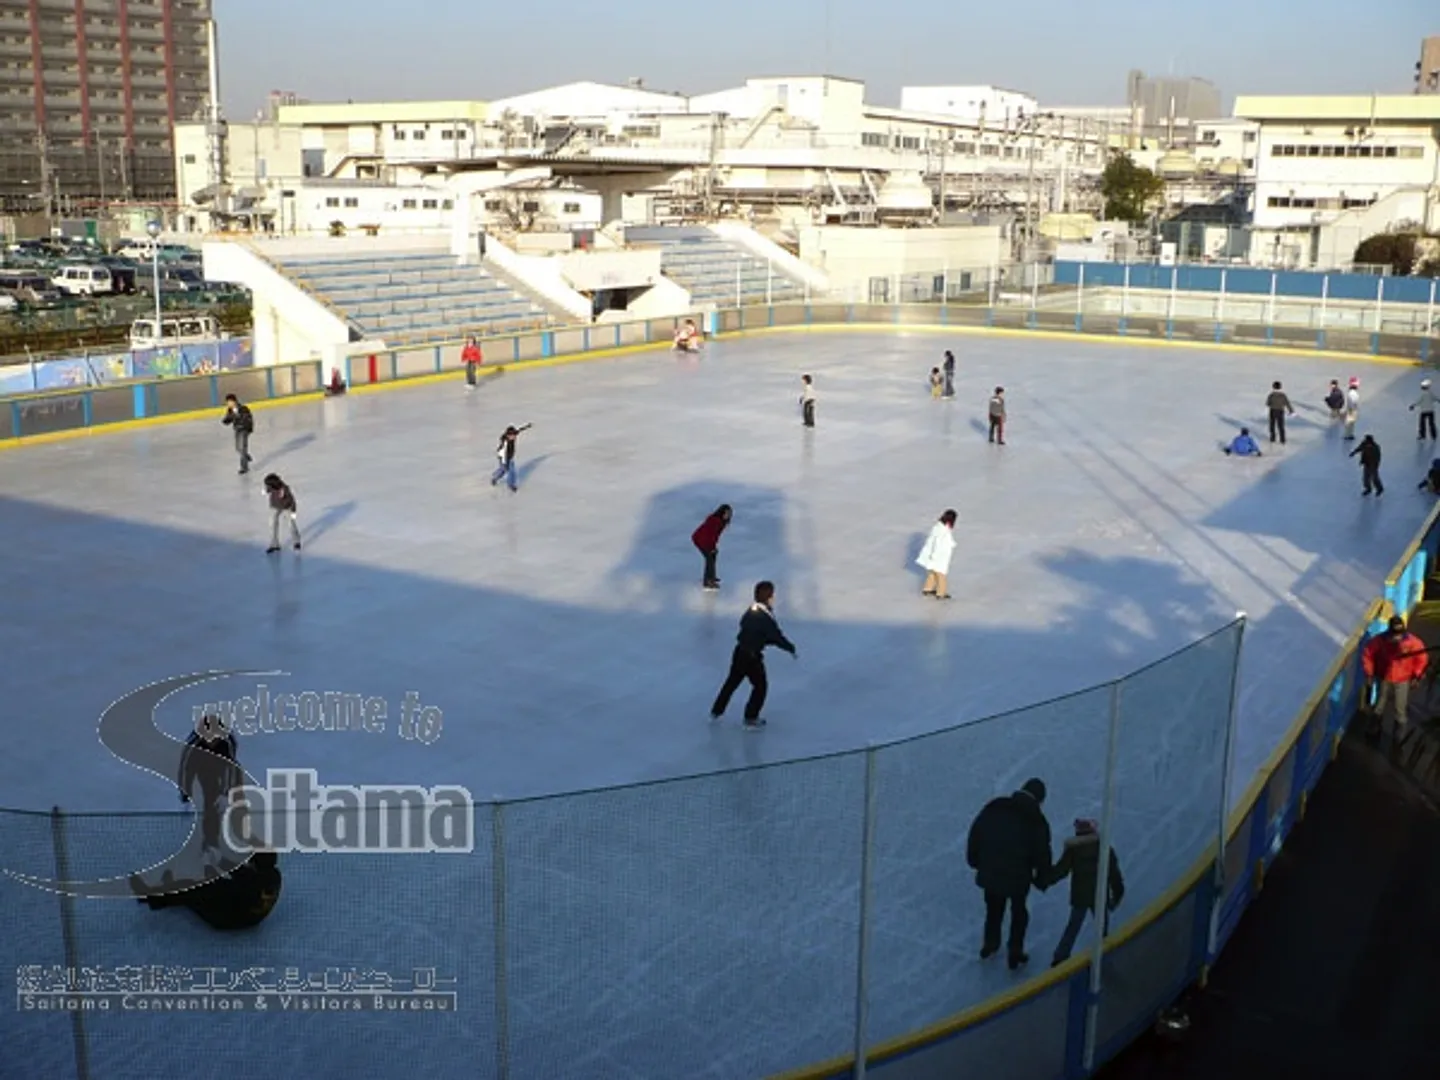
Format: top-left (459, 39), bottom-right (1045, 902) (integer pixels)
top-left (461, 342), bottom-right (482, 365)
top-left (1362, 631), bottom-right (1428, 684)
top-left (692, 513), bottom-right (727, 552)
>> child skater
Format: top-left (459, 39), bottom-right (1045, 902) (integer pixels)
top-left (799, 374), bottom-right (816, 428)
top-left (262, 473), bottom-right (301, 554)
top-left (929, 367), bottom-right (944, 399)
top-left (491, 423), bottom-right (533, 492)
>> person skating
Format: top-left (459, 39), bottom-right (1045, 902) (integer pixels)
top-left (263, 473), bottom-right (301, 553)
top-left (709, 581), bottom-right (797, 730)
top-left (1419, 458), bottom-right (1440, 494)
top-left (1361, 615), bottom-right (1428, 758)
top-left (1325, 380), bottom-right (1344, 420)
top-left (1222, 428), bottom-right (1263, 457)
top-left (942, 350), bottom-right (956, 397)
top-left (691, 504), bottom-right (732, 591)
top-left (461, 336), bottom-right (483, 389)
top-left (966, 778), bottom-right (1054, 971)
top-left (988, 386), bottom-right (1007, 445)
top-left (221, 394), bottom-right (254, 474)
top-left (490, 423), bottom-right (532, 492)
top-left (916, 510), bottom-right (958, 599)
top-left (1344, 377), bottom-right (1360, 440)
top-left (1350, 434), bottom-right (1384, 496)
top-left (1265, 381), bottom-right (1295, 444)
top-left (1047, 818), bottom-right (1125, 966)
top-left (929, 367), bottom-right (944, 399)
top-left (177, 713), bottom-right (242, 863)
top-left (799, 374), bottom-right (816, 428)
top-left (1412, 378), bottom-right (1437, 440)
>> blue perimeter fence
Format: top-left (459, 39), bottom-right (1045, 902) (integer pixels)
top-left (0, 302), bottom-right (1437, 1080)
top-left (1054, 261), bottom-right (1440, 307)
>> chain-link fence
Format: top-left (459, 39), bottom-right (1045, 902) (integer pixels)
top-left (1, 623), bottom-right (1243, 1080)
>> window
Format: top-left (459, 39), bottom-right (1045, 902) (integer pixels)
top-left (861, 132), bottom-right (886, 147)
top-left (442, 200), bottom-right (453, 210)
top-left (183, 153), bottom-right (196, 164)
top-left (440, 130), bottom-right (453, 140)
top-left (402, 199), bottom-right (416, 209)
top-left (412, 129), bottom-right (425, 140)
top-left (522, 201), bottom-right (540, 213)
top-left (393, 127), bottom-right (405, 140)
top-left (343, 197), bottom-right (358, 208)
top-left (422, 199), bottom-right (438, 209)
top-left (1399, 146), bottom-right (1424, 159)
top-left (562, 202), bottom-right (580, 214)
top-left (1267, 196), bottom-right (1291, 208)
top-left (325, 197), bottom-right (339, 208)
top-left (483, 199), bottom-right (503, 211)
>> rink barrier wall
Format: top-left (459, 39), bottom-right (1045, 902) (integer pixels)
top-left (0, 298), bottom-right (1434, 447)
top-left (1, 304), bottom-right (1435, 1080)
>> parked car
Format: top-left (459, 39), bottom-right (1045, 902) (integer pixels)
top-left (0, 271), bottom-right (62, 306)
top-left (139, 266), bottom-right (206, 294)
top-left (52, 264), bottom-right (116, 297)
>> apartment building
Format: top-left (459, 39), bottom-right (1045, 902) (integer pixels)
top-left (0, 0), bottom-right (212, 210)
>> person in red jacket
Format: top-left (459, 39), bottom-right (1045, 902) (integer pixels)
top-left (691, 504), bottom-right (732, 591)
top-left (1362, 614), bottom-right (1429, 754)
top-left (461, 336), bottom-right (483, 389)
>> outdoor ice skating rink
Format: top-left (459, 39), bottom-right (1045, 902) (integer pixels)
top-left (0, 327), bottom-right (1430, 1079)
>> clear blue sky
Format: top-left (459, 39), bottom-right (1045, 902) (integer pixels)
top-left (214, 0), bottom-right (1435, 117)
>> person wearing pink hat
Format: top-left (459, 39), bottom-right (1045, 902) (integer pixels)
top-left (1344, 377), bottom-right (1361, 441)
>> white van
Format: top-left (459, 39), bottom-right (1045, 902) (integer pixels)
top-left (52, 264), bottom-right (115, 297)
top-left (130, 313), bottom-right (222, 350)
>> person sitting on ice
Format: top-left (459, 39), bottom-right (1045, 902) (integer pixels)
top-left (325, 367), bottom-right (347, 397)
top-left (673, 319), bottom-right (701, 352)
top-left (1222, 428), bottom-right (1263, 457)
top-left (1419, 458), bottom-right (1440, 494)
top-left (135, 850), bottom-right (283, 931)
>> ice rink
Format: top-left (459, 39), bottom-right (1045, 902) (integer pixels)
top-left (0, 326), bottom-right (1433, 1078)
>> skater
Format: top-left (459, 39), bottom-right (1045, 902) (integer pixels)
top-left (177, 713), bottom-right (242, 862)
top-left (1350, 434), bottom-right (1384, 496)
top-left (1325, 379), bottom-right (1345, 420)
top-left (490, 423), bottom-right (532, 492)
top-left (709, 580), bottom-right (797, 729)
top-left (1361, 615), bottom-right (1428, 757)
top-left (221, 394), bottom-right (254, 474)
top-left (988, 386), bottom-right (1006, 445)
top-left (462, 336), bottom-right (483, 389)
top-left (799, 374), bottom-right (816, 428)
top-left (1265, 381), bottom-right (1294, 444)
top-left (1419, 458), bottom-right (1440, 494)
top-left (917, 510), bottom-right (958, 599)
top-left (1344, 377), bottom-right (1360, 440)
top-left (929, 367), bottom-right (944, 399)
top-left (1222, 427), bottom-right (1263, 457)
top-left (1412, 378), bottom-right (1437, 440)
top-left (263, 473), bottom-right (301, 552)
top-left (137, 851), bottom-right (282, 930)
top-left (324, 368), bottom-right (347, 397)
top-left (691, 504), bottom-right (732, 591)
top-left (966, 778), bottom-right (1053, 971)
top-left (1047, 819), bottom-right (1125, 966)
top-left (673, 319), bottom-right (701, 352)
top-left (942, 350), bottom-right (956, 397)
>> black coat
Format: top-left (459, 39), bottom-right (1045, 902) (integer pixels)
top-left (966, 790), bottom-right (1053, 895)
top-left (222, 404), bottom-right (254, 434)
top-left (736, 604), bottom-right (796, 657)
top-left (1049, 833), bottom-right (1125, 911)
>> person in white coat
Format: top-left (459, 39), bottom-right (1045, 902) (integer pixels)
top-left (1412, 378), bottom-right (1437, 441)
top-left (917, 510), bottom-right (959, 599)
top-left (1344, 377), bottom-right (1360, 441)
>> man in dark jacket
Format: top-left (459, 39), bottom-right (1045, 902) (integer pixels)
top-left (221, 394), bottom-right (254, 473)
top-left (966, 777), bottom-right (1053, 970)
top-left (1265, 381), bottom-right (1294, 444)
top-left (710, 580), bottom-right (797, 729)
top-left (1047, 819), bottom-right (1125, 965)
top-left (1350, 434), bottom-right (1384, 496)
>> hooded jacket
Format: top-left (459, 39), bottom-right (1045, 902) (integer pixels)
top-left (966, 784), bottom-right (1053, 895)
top-left (1050, 830), bottom-right (1125, 911)
top-left (1362, 630), bottom-right (1428, 684)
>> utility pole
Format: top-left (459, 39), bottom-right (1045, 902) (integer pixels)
top-left (938, 127), bottom-right (947, 223)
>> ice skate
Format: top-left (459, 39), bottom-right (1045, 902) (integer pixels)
top-left (743, 717), bottom-right (767, 731)
top-left (266, 546), bottom-right (280, 554)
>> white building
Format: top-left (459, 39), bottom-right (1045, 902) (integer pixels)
top-left (1236, 94), bottom-right (1440, 268)
top-left (898, 86), bottom-right (1038, 127)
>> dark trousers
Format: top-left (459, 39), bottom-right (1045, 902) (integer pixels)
top-left (700, 548), bottom-right (719, 587)
top-left (234, 429), bottom-right (251, 471)
top-left (1053, 905), bottom-right (1111, 963)
top-left (802, 400), bottom-right (815, 427)
top-left (943, 371), bottom-right (954, 397)
top-left (983, 888), bottom-right (1030, 959)
top-left (988, 416), bottom-right (1005, 444)
top-left (1421, 411), bottom-right (1436, 440)
top-left (1363, 464), bottom-right (1384, 494)
top-left (1268, 409), bottom-right (1286, 444)
top-left (712, 647), bottom-right (767, 720)
top-left (466, 361), bottom-right (479, 386)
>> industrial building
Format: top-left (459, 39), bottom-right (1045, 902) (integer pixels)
top-left (1126, 70), bottom-right (1223, 145)
top-left (0, 0), bottom-right (214, 211)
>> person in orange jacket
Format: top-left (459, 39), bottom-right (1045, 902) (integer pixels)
top-left (1361, 615), bottom-right (1429, 754)
top-left (462, 336), bottom-right (483, 389)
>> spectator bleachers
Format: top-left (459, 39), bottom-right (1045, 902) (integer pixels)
top-left (625, 226), bottom-right (807, 306)
top-left (275, 251), bottom-right (557, 343)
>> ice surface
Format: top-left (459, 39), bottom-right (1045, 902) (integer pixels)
top-left (0, 330), bottom-right (1430, 1078)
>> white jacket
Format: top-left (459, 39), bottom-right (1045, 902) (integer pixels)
top-left (916, 521), bottom-right (957, 574)
top-left (1347, 387), bottom-right (1360, 416)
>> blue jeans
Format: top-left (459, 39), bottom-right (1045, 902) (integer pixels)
top-left (491, 459), bottom-right (517, 489)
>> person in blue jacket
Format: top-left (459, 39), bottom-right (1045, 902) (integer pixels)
top-left (1222, 428), bottom-right (1263, 457)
